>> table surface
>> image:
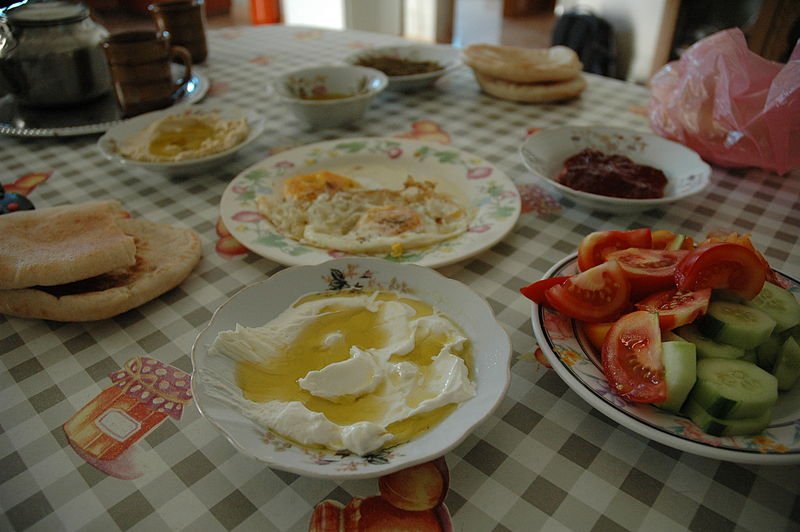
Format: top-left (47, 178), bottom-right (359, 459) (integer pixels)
top-left (2, 24), bottom-right (799, 532)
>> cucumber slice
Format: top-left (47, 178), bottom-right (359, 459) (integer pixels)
top-left (757, 334), bottom-right (784, 371)
top-left (746, 282), bottom-right (800, 333)
top-left (662, 331), bottom-right (684, 342)
top-left (683, 399), bottom-right (772, 437)
top-left (690, 358), bottom-right (778, 419)
top-left (675, 324), bottom-right (746, 360)
top-left (698, 301), bottom-right (776, 349)
top-left (772, 337), bottom-right (800, 391)
top-left (665, 234), bottom-right (686, 251)
top-left (741, 349), bottom-right (758, 364)
top-left (656, 341), bottom-right (696, 413)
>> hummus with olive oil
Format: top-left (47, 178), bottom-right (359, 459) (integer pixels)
top-left (120, 112), bottom-right (249, 162)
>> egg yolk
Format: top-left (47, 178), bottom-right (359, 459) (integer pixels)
top-left (283, 171), bottom-right (360, 201)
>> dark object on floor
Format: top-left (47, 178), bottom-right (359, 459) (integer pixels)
top-left (551, 9), bottom-right (618, 78)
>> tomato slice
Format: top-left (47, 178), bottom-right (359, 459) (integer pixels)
top-left (520, 276), bottom-right (570, 306)
top-left (635, 288), bottom-right (711, 331)
top-left (577, 228), bottom-right (652, 271)
top-left (545, 261), bottom-right (631, 322)
top-left (675, 243), bottom-right (767, 300)
top-left (700, 232), bottom-right (780, 286)
top-left (581, 321), bottom-right (614, 351)
top-left (606, 248), bottom-right (688, 299)
top-left (602, 311), bottom-right (666, 403)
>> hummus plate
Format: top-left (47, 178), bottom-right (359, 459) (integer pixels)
top-left (97, 103), bottom-right (265, 177)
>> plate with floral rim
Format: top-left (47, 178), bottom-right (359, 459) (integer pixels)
top-left (219, 137), bottom-right (521, 268)
top-left (530, 253), bottom-right (800, 465)
top-left (191, 257), bottom-right (511, 479)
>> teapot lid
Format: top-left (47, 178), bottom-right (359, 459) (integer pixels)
top-left (6, 1), bottom-right (89, 27)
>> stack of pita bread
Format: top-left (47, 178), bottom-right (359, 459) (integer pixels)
top-left (0, 201), bottom-right (202, 322)
top-left (464, 44), bottom-right (586, 103)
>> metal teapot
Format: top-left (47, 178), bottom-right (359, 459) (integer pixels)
top-left (0, 1), bottom-right (112, 107)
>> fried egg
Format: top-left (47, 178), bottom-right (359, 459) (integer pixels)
top-left (257, 173), bottom-right (469, 254)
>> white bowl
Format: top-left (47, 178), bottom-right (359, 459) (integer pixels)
top-left (519, 126), bottom-right (711, 214)
top-left (191, 258), bottom-right (511, 479)
top-left (273, 65), bottom-right (388, 128)
top-left (531, 253), bottom-right (800, 465)
top-left (97, 103), bottom-right (265, 177)
top-left (345, 45), bottom-right (462, 91)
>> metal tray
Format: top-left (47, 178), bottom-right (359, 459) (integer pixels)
top-left (0, 68), bottom-right (209, 138)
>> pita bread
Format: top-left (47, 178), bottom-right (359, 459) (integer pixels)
top-left (0, 218), bottom-right (202, 322)
top-left (474, 72), bottom-right (587, 103)
top-left (464, 44), bottom-right (582, 83)
top-left (0, 201), bottom-right (136, 290)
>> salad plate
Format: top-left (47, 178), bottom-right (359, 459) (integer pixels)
top-left (191, 257), bottom-right (512, 479)
top-left (219, 137), bottom-right (521, 268)
top-left (531, 253), bottom-right (800, 465)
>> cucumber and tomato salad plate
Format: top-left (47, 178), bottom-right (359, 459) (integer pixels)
top-left (524, 228), bottom-right (800, 464)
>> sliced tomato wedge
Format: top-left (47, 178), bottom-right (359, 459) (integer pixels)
top-left (602, 311), bottom-right (666, 403)
top-left (606, 248), bottom-right (688, 299)
top-left (577, 228), bottom-right (652, 272)
top-left (675, 242), bottom-right (767, 300)
top-left (635, 288), bottom-right (711, 331)
top-left (700, 232), bottom-right (780, 286)
top-left (581, 321), bottom-right (614, 351)
top-left (545, 261), bottom-right (631, 322)
top-left (520, 276), bottom-right (570, 306)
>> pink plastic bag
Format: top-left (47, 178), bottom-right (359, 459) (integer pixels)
top-left (649, 28), bottom-right (800, 175)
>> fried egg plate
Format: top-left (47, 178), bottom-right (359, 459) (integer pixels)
top-left (257, 173), bottom-right (470, 254)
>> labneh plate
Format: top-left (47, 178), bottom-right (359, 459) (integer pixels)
top-left (191, 258), bottom-right (511, 479)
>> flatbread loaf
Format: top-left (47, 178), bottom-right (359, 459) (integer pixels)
top-left (0, 218), bottom-right (202, 322)
top-left (464, 44), bottom-right (582, 83)
top-left (473, 72), bottom-right (587, 103)
top-left (0, 201), bottom-right (136, 290)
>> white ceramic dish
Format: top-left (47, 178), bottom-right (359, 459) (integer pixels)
top-left (273, 65), bottom-right (388, 128)
top-left (344, 45), bottom-right (462, 91)
top-left (191, 258), bottom-right (512, 479)
top-left (219, 137), bottom-right (521, 268)
top-left (531, 253), bottom-right (800, 465)
top-left (97, 103), bottom-right (265, 177)
top-left (519, 126), bottom-right (711, 214)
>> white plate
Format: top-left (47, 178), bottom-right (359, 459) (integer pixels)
top-left (219, 137), bottom-right (521, 268)
top-left (191, 257), bottom-right (512, 479)
top-left (97, 103), bottom-right (265, 177)
top-left (344, 45), bottom-right (462, 91)
top-left (519, 126), bottom-right (711, 214)
top-left (531, 253), bottom-right (800, 465)
top-left (0, 67), bottom-right (209, 138)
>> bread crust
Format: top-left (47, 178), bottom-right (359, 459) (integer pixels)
top-left (473, 72), bottom-right (587, 103)
top-left (0, 201), bottom-right (137, 289)
top-left (0, 218), bottom-right (202, 322)
top-left (464, 44), bottom-right (582, 83)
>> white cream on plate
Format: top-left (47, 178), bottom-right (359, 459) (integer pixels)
top-left (204, 290), bottom-right (475, 455)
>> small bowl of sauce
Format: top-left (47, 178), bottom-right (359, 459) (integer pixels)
top-left (519, 126), bottom-right (711, 214)
top-left (273, 65), bottom-right (388, 129)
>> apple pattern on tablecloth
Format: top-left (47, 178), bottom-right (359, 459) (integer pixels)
top-left (308, 457), bottom-right (453, 532)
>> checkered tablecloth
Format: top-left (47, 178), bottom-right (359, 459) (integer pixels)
top-left (2, 24), bottom-right (799, 532)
